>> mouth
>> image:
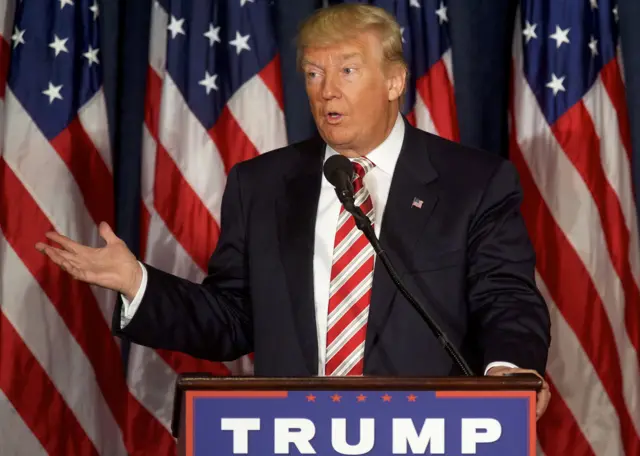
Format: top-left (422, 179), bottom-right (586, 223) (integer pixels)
top-left (325, 111), bottom-right (344, 124)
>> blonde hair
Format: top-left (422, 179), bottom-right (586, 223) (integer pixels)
top-left (296, 3), bottom-right (408, 85)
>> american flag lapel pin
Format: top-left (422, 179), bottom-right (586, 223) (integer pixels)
top-left (411, 197), bottom-right (423, 209)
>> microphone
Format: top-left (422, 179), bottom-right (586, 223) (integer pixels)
top-left (323, 155), bottom-right (357, 211)
top-left (323, 155), bottom-right (475, 376)
top-left (323, 155), bottom-right (372, 231)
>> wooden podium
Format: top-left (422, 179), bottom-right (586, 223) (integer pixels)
top-left (171, 373), bottom-right (541, 456)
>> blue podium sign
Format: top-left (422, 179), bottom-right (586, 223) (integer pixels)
top-left (183, 389), bottom-right (535, 455)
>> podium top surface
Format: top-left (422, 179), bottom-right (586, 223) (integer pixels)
top-left (171, 374), bottom-right (542, 438)
top-left (175, 374), bottom-right (543, 392)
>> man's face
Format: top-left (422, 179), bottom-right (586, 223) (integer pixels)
top-left (301, 31), bottom-right (403, 156)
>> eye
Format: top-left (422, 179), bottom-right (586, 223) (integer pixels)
top-left (343, 67), bottom-right (354, 75)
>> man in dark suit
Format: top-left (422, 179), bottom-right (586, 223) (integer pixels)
top-left (36, 4), bottom-right (551, 418)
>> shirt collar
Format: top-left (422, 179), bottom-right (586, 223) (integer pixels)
top-left (324, 112), bottom-right (405, 176)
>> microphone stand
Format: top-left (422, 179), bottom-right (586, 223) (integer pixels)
top-left (338, 190), bottom-right (475, 377)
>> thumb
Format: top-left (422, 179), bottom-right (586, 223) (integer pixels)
top-left (99, 222), bottom-right (119, 244)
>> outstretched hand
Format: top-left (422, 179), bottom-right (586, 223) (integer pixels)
top-left (35, 221), bottom-right (142, 300)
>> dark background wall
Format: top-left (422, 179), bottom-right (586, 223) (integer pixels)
top-left (619, 0), bottom-right (640, 217)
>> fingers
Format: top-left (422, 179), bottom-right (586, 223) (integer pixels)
top-left (44, 231), bottom-right (83, 254)
top-left (39, 223), bottom-right (119, 254)
top-left (36, 243), bottom-right (83, 278)
top-left (485, 367), bottom-right (551, 420)
top-left (536, 380), bottom-right (551, 420)
top-left (99, 221), bottom-right (120, 245)
top-left (485, 366), bottom-right (512, 376)
top-left (36, 242), bottom-right (61, 261)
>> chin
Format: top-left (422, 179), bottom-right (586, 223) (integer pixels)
top-left (319, 125), bottom-right (350, 143)
top-left (323, 133), bottom-right (354, 149)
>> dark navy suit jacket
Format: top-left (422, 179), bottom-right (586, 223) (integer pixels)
top-left (113, 118), bottom-right (551, 377)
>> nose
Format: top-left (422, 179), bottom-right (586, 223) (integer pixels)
top-left (321, 72), bottom-right (340, 100)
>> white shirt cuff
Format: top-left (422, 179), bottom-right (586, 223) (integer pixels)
top-left (484, 361), bottom-right (518, 375)
top-left (119, 261), bottom-right (148, 328)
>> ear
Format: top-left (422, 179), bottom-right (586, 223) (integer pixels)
top-left (386, 63), bottom-right (407, 102)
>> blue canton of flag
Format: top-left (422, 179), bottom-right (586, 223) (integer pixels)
top-left (9, 0), bottom-right (102, 139)
top-left (161, 0), bottom-right (281, 146)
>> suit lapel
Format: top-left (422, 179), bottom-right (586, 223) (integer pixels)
top-left (276, 138), bottom-right (325, 375)
top-left (365, 123), bottom-right (439, 366)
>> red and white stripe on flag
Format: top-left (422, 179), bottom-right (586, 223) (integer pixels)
top-left (407, 46), bottom-right (458, 142)
top-left (125, 0), bottom-right (287, 450)
top-left (0, 0), bottom-right (173, 454)
top-left (383, 0), bottom-right (460, 141)
top-left (510, 2), bottom-right (640, 455)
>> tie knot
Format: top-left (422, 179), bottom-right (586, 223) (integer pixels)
top-left (351, 156), bottom-right (375, 181)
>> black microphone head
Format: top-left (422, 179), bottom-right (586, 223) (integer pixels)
top-left (323, 154), bottom-right (372, 230)
top-left (323, 154), bottom-right (353, 188)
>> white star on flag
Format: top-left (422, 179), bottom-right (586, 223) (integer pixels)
top-left (549, 25), bottom-right (570, 48)
top-left (435, 2), bottom-right (448, 24)
top-left (590, 0), bottom-right (598, 9)
top-left (523, 20), bottom-right (537, 43)
top-left (167, 15), bottom-right (185, 39)
top-left (588, 36), bottom-right (598, 56)
top-left (59, 0), bottom-right (73, 9)
top-left (240, 0), bottom-right (254, 6)
top-left (11, 26), bottom-right (25, 49)
top-left (199, 71), bottom-right (218, 94)
top-left (83, 46), bottom-right (100, 66)
top-left (42, 82), bottom-right (63, 103)
top-left (49, 34), bottom-right (69, 57)
top-left (546, 73), bottom-right (566, 96)
top-left (229, 31), bottom-right (251, 55)
top-left (204, 24), bottom-right (221, 46)
top-left (89, 1), bottom-right (99, 20)
top-left (410, 0), bottom-right (420, 8)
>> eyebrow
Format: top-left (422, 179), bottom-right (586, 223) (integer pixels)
top-left (301, 59), bottom-right (320, 69)
top-left (339, 52), bottom-right (364, 62)
top-left (301, 52), bottom-right (365, 69)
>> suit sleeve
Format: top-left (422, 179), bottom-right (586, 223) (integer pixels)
top-left (466, 160), bottom-right (551, 376)
top-left (112, 164), bottom-right (253, 362)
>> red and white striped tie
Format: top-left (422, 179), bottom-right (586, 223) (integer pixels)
top-left (325, 156), bottom-right (376, 376)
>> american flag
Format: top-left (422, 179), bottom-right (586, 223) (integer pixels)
top-left (126, 0), bottom-right (286, 450)
top-left (510, 0), bottom-right (640, 455)
top-left (0, 0), bottom-right (170, 454)
top-left (337, 0), bottom-right (458, 140)
top-left (0, 0), bottom-right (286, 452)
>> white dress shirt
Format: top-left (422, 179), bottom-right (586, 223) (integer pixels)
top-left (121, 113), bottom-right (515, 375)
top-left (312, 113), bottom-right (405, 374)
